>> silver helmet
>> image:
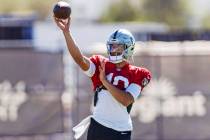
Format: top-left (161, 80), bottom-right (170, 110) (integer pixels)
top-left (107, 29), bottom-right (135, 63)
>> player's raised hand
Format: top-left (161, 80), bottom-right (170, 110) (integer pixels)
top-left (54, 16), bottom-right (70, 32)
top-left (99, 61), bottom-right (106, 83)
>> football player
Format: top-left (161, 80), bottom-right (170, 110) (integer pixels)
top-left (54, 17), bottom-right (151, 140)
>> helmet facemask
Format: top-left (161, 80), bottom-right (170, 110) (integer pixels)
top-left (107, 43), bottom-right (126, 64)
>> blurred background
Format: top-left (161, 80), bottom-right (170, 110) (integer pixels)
top-left (0, 0), bottom-right (210, 140)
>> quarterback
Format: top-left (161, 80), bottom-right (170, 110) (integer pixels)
top-left (54, 17), bottom-right (151, 140)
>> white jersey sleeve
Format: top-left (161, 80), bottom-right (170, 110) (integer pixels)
top-left (83, 59), bottom-right (96, 77)
top-left (126, 83), bottom-right (141, 100)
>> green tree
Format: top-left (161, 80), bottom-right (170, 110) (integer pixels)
top-left (28, 0), bottom-right (57, 20)
top-left (0, 0), bottom-right (57, 20)
top-left (100, 0), bottom-right (139, 22)
top-left (202, 14), bottom-right (210, 29)
top-left (100, 0), bottom-right (190, 29)
top-left (141, 0), bottom-right (189, 28)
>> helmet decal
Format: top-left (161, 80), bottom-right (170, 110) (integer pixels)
top-left (113, 30), bottom-right (119, 39)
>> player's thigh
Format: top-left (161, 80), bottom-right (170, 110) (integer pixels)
top-left (87, 118), bottom-right (118, 140)
top-left (87, 119), bottom-right (97, 140)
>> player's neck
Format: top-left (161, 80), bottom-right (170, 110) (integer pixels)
top-left (115, 61), bottom-right (128, 68)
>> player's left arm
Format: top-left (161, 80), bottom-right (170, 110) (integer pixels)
top-left (100, 79), bottom-right (134, 107)
top-left (99, 62), bottom-right (151, 107)
top-left (99, 62), bottom-right (134, 107)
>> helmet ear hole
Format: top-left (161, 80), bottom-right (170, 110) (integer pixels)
top-left (124, 45), bottom-right (128, 49)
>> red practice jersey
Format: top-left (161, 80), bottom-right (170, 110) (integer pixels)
top-left (89, 55), bottom-right (151, 94)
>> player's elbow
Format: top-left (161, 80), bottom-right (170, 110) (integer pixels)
top-left (121, 101), bottom-right (132, 107)
top-left (122, 93), bottom-right (135, 107)
top-left (121, 102), bottom-right (129, 107)
top-left (121, 98), bottom-right (134, 107)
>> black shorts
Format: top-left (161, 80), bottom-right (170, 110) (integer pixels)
top-left (87, 118), bottom-right (131, 140)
